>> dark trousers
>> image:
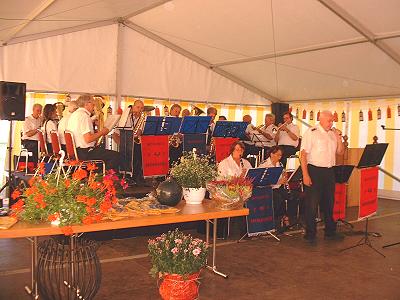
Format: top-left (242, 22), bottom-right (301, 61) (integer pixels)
top-left (76, 147), bottom-right (120, 171)
top-left (21, 140), bottom-right (39, 163)
top-left (279, 145), bottom-right (297, 167)
top-left (272, 187), bottom-right (300, 225)
top-left (304, 165), bottom-right (336, 237)
top-left (133, 143), bottom-right (144, 182)
top-left (169, 144), bottom-right (183, 168)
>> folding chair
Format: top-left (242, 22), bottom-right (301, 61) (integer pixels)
top-left (37, 129), bottom-right (52, 163)
top-left (64, 130), bottom-right (106, 174)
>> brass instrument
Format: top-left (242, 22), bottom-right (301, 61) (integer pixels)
top-left (93, 96), bottom-right (105, 145)
top-left (169, 133), bottom-right (183, 148)
top-left (190, 105), bottom-right (205, 116)
top-left (133, 112), bottom-right (146, 144)
top-left (209, 137), bottom-right (216, 154)
top-left (272, 122), bottom-right (287, 134)
top-left (253, 124), bottom-right (265, 131)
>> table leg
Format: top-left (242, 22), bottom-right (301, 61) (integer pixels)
top-left (24, 236), bottom-right (39, 299)
top-left (206, 218), bottom-right (228, 278)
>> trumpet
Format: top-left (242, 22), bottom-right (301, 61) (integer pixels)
top-left (272, 122), bottom-right (288, 134)
top-left (133, 112), bottom-right (146, 144)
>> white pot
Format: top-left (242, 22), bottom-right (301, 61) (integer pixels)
top-left (182, 187), bottom-right (206, 204)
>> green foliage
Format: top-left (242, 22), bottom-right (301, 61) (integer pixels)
top-left (170, 151), bottom-right (217, 188)
top-left (148, 229), bottom-right (208, 277)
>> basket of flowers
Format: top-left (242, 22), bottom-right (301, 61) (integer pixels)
top-left (148, 229), bottom-right (208, 300)
top-left (206, 176), bottom-right (253, 210)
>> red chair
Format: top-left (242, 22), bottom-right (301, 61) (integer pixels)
top-left (50, 130), bottom-right (62, 157)
top-left (64, 130), bottom-right (106, 174)
top-left (37, 129), bottom-right (52, 162)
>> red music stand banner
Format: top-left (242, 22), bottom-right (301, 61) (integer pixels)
top-left (333, 183), bottom-right (346, 221)
top-left (215, 137), bottom-right (239, 163)
top-left (141, 135), bottom-right (169, 177)
top-left (358, 167), bottom-right (379, 219)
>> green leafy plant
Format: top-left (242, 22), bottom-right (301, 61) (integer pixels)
top-left (170, 151), bottom-right (217, 188)
top-left (148, 229), bottom-right (208, 277)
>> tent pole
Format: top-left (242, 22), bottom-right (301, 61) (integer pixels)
top-left (115, 22), bottom-right (124, 110)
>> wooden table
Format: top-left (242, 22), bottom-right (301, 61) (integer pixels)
top-left (0, 200), bottom-right (249, 298)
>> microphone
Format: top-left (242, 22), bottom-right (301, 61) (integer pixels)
top-left (331, 127), bottom-right (342, 136)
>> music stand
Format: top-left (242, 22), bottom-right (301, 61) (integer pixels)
top-left (333, 165), bottom-right (355, 230)
top-left (341, 143), bottom-right (388, 257)
top-left (142, 116), bottom-right (182, 136)
top-left (181, 116), bottom-right (211, 154)
top-left (213, 121), bottom-right (248, 138)
top-left (239, 167), bottom-right (284, 242)
top-left (115, 127), bottom-right (133, 175)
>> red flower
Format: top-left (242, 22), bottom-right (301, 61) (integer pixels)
top-left (48, 212), bottom-right (60, 222)
top-left (38, 162), bottom-right (45, 175)
top-left (82, 216), bottom-right (93, 225)
top-left (25, 186), bottom-right (38, 196)
top-left (11, 199), bottom-right (24, 213)
top-left (60, 226), bottom-right (74, 236)
top-left (65, 179), bottom-right (71, 188)
top-left (28, 177), bottom-right (37, 187)
top-left (68, 160), bottom-right (79, 166)
top-left (72, 168), bottom-right (88, 181)
top-left (86, 163), bottom-right (98, 171)
top-left (34, 194), bottom-right (47, 209)
top-left (11, 189), bottom-right (21, 200)
top-left (76, 195), bottom-right (89, 203)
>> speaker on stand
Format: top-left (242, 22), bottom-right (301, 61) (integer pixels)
top-left (271, 103), bottom-right (289, 125)
top-left (0, 81), bottom-right (26, 199)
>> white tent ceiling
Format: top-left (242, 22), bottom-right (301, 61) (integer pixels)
top-left (1, 0), bottom-right (400, 103)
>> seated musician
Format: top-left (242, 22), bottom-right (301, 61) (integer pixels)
top-left (21, 103), bottom-right (43, 163)
top-left (242, 114), bottom-right (259, 160)
top-left (259, 146), bottom-right (300, 231)
top-left (248, 114), bottom-right (277, 161)
top-left (66, 94), bottom-right (119, 170)
top-left (218, 141), bottom-right (252, 177)
top-left (58, 101), bottom-right (78, 151)
top-left (169, 104), bottom-right (183, 167)
top-left (41, 104), bottom-right (58, 154)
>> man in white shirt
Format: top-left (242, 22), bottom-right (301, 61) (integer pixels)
top-left (66, 95), bottom-right (119, 170)
top-left (58, 101), bottom-right (78, 150)
top-left (275, 112), bottom-right (300, 167)
top-left (21, 103), bottom-right (43, 163)
top-left (254, 113), bottom-right (277, 161)
top-left (300, 111), bottom-right (344, 242)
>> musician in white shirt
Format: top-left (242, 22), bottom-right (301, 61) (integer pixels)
top-left (58, 101), bottom-right (78, 149)
top-left (274, 112), bottom-right (300, 167)
top-left (22, 103), bottom-right (42, 163)
top-left (66, 94), bottom-right (119, 170)
top-left (218, 141), bottom-right (252, 178)
top-left (41, 104), bottom-right (58, 154)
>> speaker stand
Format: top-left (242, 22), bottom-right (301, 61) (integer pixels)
top-left (0, 120), bottom-right (14, 198)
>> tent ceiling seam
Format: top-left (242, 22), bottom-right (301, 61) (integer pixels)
top-left (122, 0), bottom-right (172, 20)
top-left (123, 20), bottom-right (279, 103)
top-left (318, 0), bottom-right (400, 68)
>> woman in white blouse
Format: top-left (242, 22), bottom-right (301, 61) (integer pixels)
top-left (41, 104), bottom-right (58, 154)
top-left (218, 141), bottom-right (252, 178)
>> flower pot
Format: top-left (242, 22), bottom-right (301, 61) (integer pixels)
top-left (182, 187), bottom-right (206, 204)
top-left (159, 272), bottom-right (200, 300)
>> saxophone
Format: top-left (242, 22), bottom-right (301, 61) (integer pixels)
top-left (93, 96), bottom-right (105, 145)
top-left (169, 133), bottom-right (182, 148)
top-left (133, 112), bottom-right (146, 144)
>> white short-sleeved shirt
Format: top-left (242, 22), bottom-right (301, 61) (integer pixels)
top-left (255, 124), bottom-right (277, 147)
top-left (301, 123), bottom-right (337, 168)
top-left (42, 120), bottom-right (57, 143)
top-left (22, 115), bottom-right (42, 141)
top-left (277, 123), bottom-right (300, 147)
top-left (218, 155), bottom-right (252, 178)
top-left (58, 114), bottom-right (71, 145)
top-left (259, 157), bottom-right (283, 189)
top-left (66, 108), bottom-right (95, 148)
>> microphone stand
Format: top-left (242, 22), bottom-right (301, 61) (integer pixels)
top-left (381, 125), bottom-right (400, 130)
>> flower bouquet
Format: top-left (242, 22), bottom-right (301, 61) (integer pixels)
top-left (148, 229), bottom-right (208, 300)
top-left (10, 162), bottom-right (127, 235)
top-left (206, 176), bottom-right (253, 210)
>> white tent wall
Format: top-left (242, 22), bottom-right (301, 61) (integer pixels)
top-left (120, 25), bottom-right (267, 105)
top-left (0, 24), bottom-right (118, 94)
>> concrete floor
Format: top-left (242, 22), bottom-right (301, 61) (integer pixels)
top-left (0, 199), bottom-right (399, 300)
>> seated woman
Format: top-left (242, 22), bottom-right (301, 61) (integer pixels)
top-left (41, 103), bottom-right (58, 154)
top-left (218, 141), bottom-right (252, 177)
top-left (259, 146), bottom-right (300, 231)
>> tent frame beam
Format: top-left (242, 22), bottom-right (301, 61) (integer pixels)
top-left (123, 20), bottom-right (278, 103)
top-left (318, 0), bottom-right (400, 67)
top-left (2, 0), bottom-right (57, 45)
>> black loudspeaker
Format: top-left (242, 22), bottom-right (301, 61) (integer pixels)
top-left (0, 81), bottom-right (26, 121)
top-left (271, 102), bottom-right (289, 125)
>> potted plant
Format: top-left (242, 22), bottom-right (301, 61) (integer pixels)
top-left (10, 162), bottom-right (127, 235)
top-left (148, 229), bottom-right (208, 300)
top-left (207, 176), bottom-right (253, 210)
top-left (170, 150), bottom-right (217, 204)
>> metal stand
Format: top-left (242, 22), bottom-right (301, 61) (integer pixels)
top-left (24, 236), bottom-right (39, 299)
top-left (238, 230), bottom-right (280, 242)
top-left (383, 241), bottom-right (400, 249)
top-left (205, 219), bottom-right (228, 278)
top-left (0, 120), bottom-right (14, 198)
top-left (340, 218), bottom-right (385, 257)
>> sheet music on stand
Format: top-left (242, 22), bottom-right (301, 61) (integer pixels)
top-left (143, 116), bottom-right (182, 136)
top-left (245, 166), bottom-right (283, 187)
top-left (213, 121), bottom-right (248, 138)
top-left (179, 116), bottom-right (211, 134)
top-left (357, 143), bottom-right (388, 168)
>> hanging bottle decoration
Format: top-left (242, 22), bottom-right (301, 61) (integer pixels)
top-left (289, 107), bottom-right (292, 113)
top-left (368, 109), bottom-right (372, 121)
top-left (317, 110), bottom-right (320, 121)
top-left (155, 106), bottom-right (160, 116)
top-left (107, 105), bottom-right (112, 115)
top-left (302, 109), bottom-right (307, 119)
top-left (309, 110), bottom-right (314, 121)
top-left (333, 111), bottom-right (338, 122)
top-left (359, 110), bottom-right (364, 121)
top-left (387, 106), bottom-right (391, 118)
top-left (296, 108), bottom-right (299, 118)
top-left (117, 106), bottom-right (123, 115)
top-left (341, 111), bottom-right (346, 122)
top-left (398, 104), bottom-right (400, 116)
top-left (377, 108), bottom-right (381, 120)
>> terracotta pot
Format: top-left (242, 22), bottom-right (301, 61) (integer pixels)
top-left (159, 272), bottom-right (200, 300)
